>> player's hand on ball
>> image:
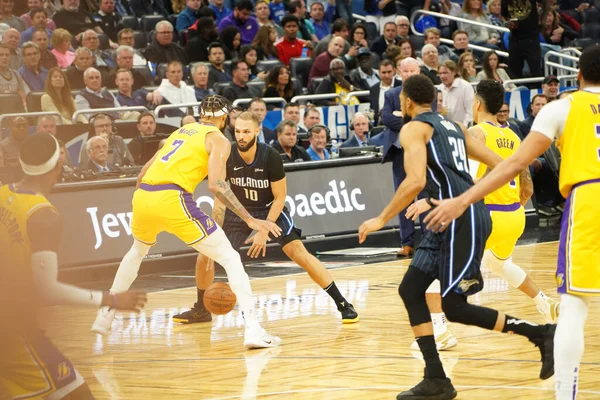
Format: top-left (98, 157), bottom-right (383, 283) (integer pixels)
top-left (406, 199), bottom-right (431, 221)
top-left (248, 218), bottom-right (282, 238)
top-left (245, 231), bottom-right (270, 258)
top-left (424, 197), bottom-right (467, 232)
top-left (102, 291), bottom-right (148, 312)
top-left (358, 217), bottom-right (385, 244)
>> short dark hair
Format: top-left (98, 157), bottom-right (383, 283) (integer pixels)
top-left (284, 102), bottom-right (299, 112)
top-left (276, 119), bottom-right (297, 134)
top-left (137, 111), bottom-right (155, 124)
top-left (379, 59), bottom-right (394, 69)
top-left (235, 0), bottom-right (253, 11)
top-left (118, 28), bottom-right (134, 40)
top-left (249, 97), bottom-right (266, 108)
top-left (281, 15), bottom-right (299, 28)
top-left (289, 0), bottom-right (302, 13)
top-left (531, 94), bottom-right (548, 104)
top-left (452, 30), bottom-right (468, 39)
top-left (402, 75), bottom-right (435, 105)
top-left (332, 18), bottom-right (349, 33)
top-left (208, 42), bottom-right (225, 54)
top-left (579, 44), bottom-right (600, 84)
top-left (475, 80), bottom-right (505, 115)
top-left (30, 7), bottom-right (47, 18)
top-left (232, 59), bottom-right (248, 72)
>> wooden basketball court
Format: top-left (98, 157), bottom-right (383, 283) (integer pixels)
top-left (42, 241), bottom-right (600, 399)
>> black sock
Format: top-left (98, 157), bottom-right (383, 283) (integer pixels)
top-left (416, 335), bottom-right (446, 379)
top-left (324, 282), bottom-right (347, 308)
top-left (502, 315), bottom-right (544, 340)
top-left (196, 288), bottom-right (206, 310)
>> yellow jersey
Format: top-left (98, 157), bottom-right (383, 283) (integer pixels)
top-left (142, 123), bottom-right (217, 194)
top-left (556, 90), bottom-right (600, 198)
top-left (475, 121), bottom-right (521, 206)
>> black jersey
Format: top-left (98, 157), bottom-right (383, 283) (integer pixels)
top-left (226, 142), bottom-right (286, 209)
top-left (413, 112), bottom-right (474, 200)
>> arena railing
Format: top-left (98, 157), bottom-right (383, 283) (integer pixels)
top-left (344, 90), bottom-right (370, 104)
top-left (502, 74), bottom-right (578, 89)
top-left (544, 51), bottom-right (579, 76)
top-left (233, 97), bottom-right (287, 107)
top-left (153, 102), bottom-right (201, 118)
top-left (352, 14), bottom-right (366, 22)
top-left (0, 111), bottom-right (63, 127)
top-left (72, 106), bottom-right (149, 124)
top-left (410, 10), bottom-right (509, 58)
top-left (290, 93), bottom-right (342, 104)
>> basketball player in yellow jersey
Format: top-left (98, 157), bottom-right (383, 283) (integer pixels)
top-left (92, 95), bottom-right (284, 349)
top-left (0, 133), bottom-right (146, 399)
top-left (426, 45), bottom-right (600, 399)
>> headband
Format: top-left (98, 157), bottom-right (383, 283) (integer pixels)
top-left (20, 136), bottom-right (60, 176)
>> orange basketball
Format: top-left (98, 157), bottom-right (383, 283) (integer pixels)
top-left (203, 282), bottom-right (237, 315)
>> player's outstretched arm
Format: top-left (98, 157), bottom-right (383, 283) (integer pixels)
top-left (358, 121), bottom-right (429, 243)
top-left (206, 131), bottom-right (282, 238)
top-left (28, 208), bottom-right (147, 311)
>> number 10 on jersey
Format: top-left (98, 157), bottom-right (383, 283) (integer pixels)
top-left (244, 188), bottom-right (258, 201)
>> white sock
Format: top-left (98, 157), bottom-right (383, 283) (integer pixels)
top-left (431, 313), bottom-right (447, 335)
top-left (532, 291), bottom-right (549, 310)
top-left (555, 293), bottom-right (590, 400)
top-left (110, 240), bottom-right (151, 294)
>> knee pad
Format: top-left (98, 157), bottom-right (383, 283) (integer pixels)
top-left (483, 250), bottom-right (527, 288)
top-left (441, 291), bottom-right (467, 322)
top-left (399, 267), bottom-right (434, 326)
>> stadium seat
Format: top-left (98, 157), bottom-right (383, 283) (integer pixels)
top-left (291, 76), bottom-right (303, 96)
top-left (223, 60), bottom-right (233, 73)
top-left (248, 80), bottom-right (265, 94)
top-left (132, 65), bottom-right (154, 85)
top-left (140, 15), bottom-right (168, 34)
top-left (0, 94), bottom-right (25, 115)
top-left (583, 8), bottom-right (600, 24)
top-left (156, 63), bottom-right (168, 80)
top-left (309, 76), bottom-right (324, 94)
top-left (122, 16), bottom-right (139, 30)
top-left (257, 59), bottom-right (282, 73)
top-left (409, 35), bottom-right (425, 53)
top-left (26, 92), bottom-right (44, 112)
top-left (213, 82), bottom-right (230, 95)
top-left (574, 37), bottom-right (599, 49)
top-left (364, 22), bottom-right (378, 42)
top-left (289, 57), bottom-right (313, 88)
top-left (133, 30), bottom-right (147, 49)
top-left (98, 33), bottom-right (110, 50)
top-left (581, 23), bottom-right (600, 40)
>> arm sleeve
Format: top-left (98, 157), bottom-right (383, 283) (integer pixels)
top-left (267, 147), bottom-right (286, 182)
top-left (529, 98), bottom-right (570, 140)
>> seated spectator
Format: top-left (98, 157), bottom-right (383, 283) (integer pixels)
top-left (176, 0), bottom-right (202, 32)
top-left (450, 30), bottom-right (472, 62)
top-left (32, 28), bottom-right (57, 69)
top-left (251, 25), bottom-right (278, 61)
top-left (302, 106), bottom-right (321, 132)
top-left (191, 63), bottom-right (214, 101)
top-left (395, 15), bottom-right (410, 40)
top-left (254, 0), bottom-right (272, 28)
top-left (370, 22), bottom-right (399, 59)
top-left (127, 112), bottom-right (157, 165)
top-left (438, 60), bottom-right (475, 126)
top-left (218, 0), bottom-right (258, 46)
top-left (0, 43), bottom-right (27, 107)
top-left (342, 112), bottom-right (372, 147)
top-left (306, 124), bottom-right (330, 160)
top-left (315, 58), bottom-right (358, 106)
top-left (93, 0), bottom-right (123, 43)
top-left (221, 60), bottom-right (261, 102)
top-left (66, 46), bottom-right (97, 89)
top-left (496, 102), bottom-right (520, 136)
top-left (3, 28), bottom-right (22, 69)
top-left (221, 25), bottom-right (241, 61)
top-left (20, 0), bottom-right (55, 30)
top-left (349, 48), bottom-right (380, 89)
top-left (18, 41), bottom-right (47, 91)
top-left (80, 29), bottom-right (115, 69)
top-left (519, 94), bottom-right (547, 138)
top-left (209, 0), bottom-right (232, 25)
top-left (476, 50), bottom-right (515, 90)
top-left (42, 67), bottom-right (87, 124)
top-left (158, 60), bottom-right (197, 115)
top-left (79, 135), bottom-right (117, 172)
top-left (289, 0), bottom-right (317, 42)
top-left (313, 19), bottom-right (350, 59)
top-left (116, 28), bottom-right (146, 66)
top-left (53, 0), bottom-right (108, 41)
top-left (1, 0), bottom-right (26, 32)
top-left (540, 9), bottom-right (577, 47)
top-left (50, 28), bottom-right (74, 68)
top-left (248, 98), bottom-right (275, 143)
top-left (282, 102), bottom-right (306, 135)
top-left (309, 36), bottom-right (345, 82)
top-left (115, 68), bottom-right (162, 108)
top-left (74, 67), bottom-right (122, 118)
top-left (79, 113), bottom-right (134, 166)
top-left (107, 45), bottom-right (150, 89)
top-left (276, 15), bottom-right (310, 66)
top-left (222, 105), bottom-right (242, 141)
top-left (0, 116), bottom-right (28, 167)
top-left (185, 16), bottom-right (218, 63)
top-left (35, 114), bottom-right (58, 136)
top-left (420, 44), bottom-right (441, 85)
top-left (424, 28), bottom-right (454, 63)
top-left (271, 119), bottom-right (311, 163)
top-left (487, 0), bottom-right (504, 27)
top-left (240, 45), bottom-right (267, 81)
top-left (207, 42), bottom-right (232, 87)
top-left (459, 0), bottom-right (500, 48)
top-left (370, 59), bottom-right (400, 125)
top-left (263, 65), bottom-right (295, 104)
top-left (457, 51), bottom-right (478, 83)
top-left (143, 21), bottom-right (187, 66)
top-left (398, 38), bottom-right (415, 60)
top-left (20, 8), bottom-right (53, 45)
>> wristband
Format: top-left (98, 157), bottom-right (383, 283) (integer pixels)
top-left (425, 197), bottom-right (436, 208)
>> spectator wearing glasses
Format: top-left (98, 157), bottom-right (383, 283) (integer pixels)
top-left (18, 41), bottom-right (47, 91)
top-left (79, 29), bottom-right (115, 69)
top-left (116, 28), bottom-right (146, 66)
top-left (495, 102), bottom-right (519, 137)
top-left (143, 21), bottom-right (187, 66)
top-left (395, 15), bottom-right (410, 40)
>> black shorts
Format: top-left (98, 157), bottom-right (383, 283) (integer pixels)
top-left (221, 207), bottom-right (301, 250)
top-left (409, 201), bottom-right (492, 297)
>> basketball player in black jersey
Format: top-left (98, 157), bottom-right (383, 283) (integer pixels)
top-left (358, 75), bottom-right (556, 399)
top-left (173, 112), bottom-right (359, 324)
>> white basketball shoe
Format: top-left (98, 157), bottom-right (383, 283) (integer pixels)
top-left (243, 326), bottom-right (282, 349)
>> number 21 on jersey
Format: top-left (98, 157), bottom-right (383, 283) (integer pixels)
top-left (448, 136), bottom-right (468, 172)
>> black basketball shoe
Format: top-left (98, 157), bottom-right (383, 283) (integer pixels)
top-left (172, 303), bottom-right (212, 324)
top-left (338, 302), bottom-right (359, 324)
top-left (396, 375), bottom-right (457, 400)
top-left (531, 323), bottom-right (556, 380)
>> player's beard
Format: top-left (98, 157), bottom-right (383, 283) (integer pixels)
top-left (237, 135), bottom-right (257, 152)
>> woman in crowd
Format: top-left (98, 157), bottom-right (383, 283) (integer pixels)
top-left (221, 26), bottom-right (241, 60)
top-left (486, 0), bottom-right (505, 28)
top-left (263, 65), bottom-right (295, 104)
top-left (251, 25), bottom-right (279, 61)
top-left (540, 9), bottom-right (577, 47)
top-left (398, 39), bottom-right (416, 59)
top-left (41, 67), bottom-right (88, 124)
top-left (476, 50), bottom-right (515, 90)
top-left (240, 45), bottom-right (268, 81)
top-left (459, 0), bottom-right (500, 48)
top-left (350, 24), bottom-right (369, 48)
top-left (50, 28), bottom-right (74, 68)
top-left (457, 51), bottom-right (478, 82)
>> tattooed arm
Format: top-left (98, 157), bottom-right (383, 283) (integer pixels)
top-left (519, 168), bottom-right (534, 206)
top-left (212, 198), bottom-right (226, 226)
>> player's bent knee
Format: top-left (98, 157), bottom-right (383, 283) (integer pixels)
top-left (282, 239), bottom-right (305, 259)
top-left (441, 292), bottom-right (467, 322)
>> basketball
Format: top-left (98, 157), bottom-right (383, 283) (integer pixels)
top-left (203, 282), bottom-right (237, 315)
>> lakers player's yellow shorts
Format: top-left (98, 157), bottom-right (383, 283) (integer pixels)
top-left (0, 330), bottom-right (83, 399)
top-left (131, 183), bottom-right (218, 246)
top-left (557, 180), bottom-right (600, 295)
top-left (485, 202), bottom-right (525, 260)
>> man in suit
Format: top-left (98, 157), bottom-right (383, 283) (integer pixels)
top-left (341, 112), bottom-right (371, 148)
top-left (249, 98), bottom-right (276, 144)
top-left (79, 135), bottom-right (118, 172)
top-left (370, 59), bottom-right (400, 126)
top-left (370, 57), bottom-right (429, 258)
